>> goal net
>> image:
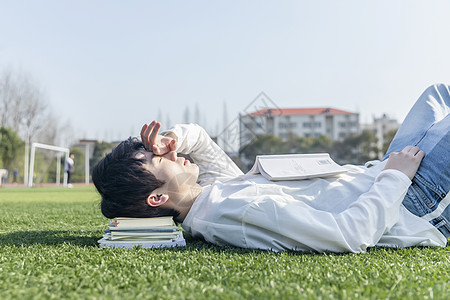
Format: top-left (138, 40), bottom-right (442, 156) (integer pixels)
top-left (28, 142), bottom-right (70, 187)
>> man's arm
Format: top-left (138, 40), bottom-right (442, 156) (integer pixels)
top-left (140, 121), bottom-right (243, 185)
top-left (239, 146), bottom-right (425, 253)
top-left (166, 123), bottom-right (244, 185)
top-left (323, 146), bottom-right (424, 251)
top-left (382, 145), bottom-right (424, 180)
top-left (141, 121), bottom-right (178, 155)
top-left (326, 146), bottom-right (424, 251)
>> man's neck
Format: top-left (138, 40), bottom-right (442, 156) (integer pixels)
top-left (174, 183), bottom-right (203, 223)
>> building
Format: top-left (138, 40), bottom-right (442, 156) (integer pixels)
top-left (239, 107), bottom-right (359, 147)
top-left (362, 114), bottom-right (400, 153)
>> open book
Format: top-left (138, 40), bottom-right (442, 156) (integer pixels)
top-left (247, 153), bottom-right (347, 181)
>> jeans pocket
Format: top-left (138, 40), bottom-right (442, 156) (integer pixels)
top-left (413, 173), bottom-right (447, 208)
top-left (403, 185), bottom-right (429, 217)
top-left (430, 215), bottom-right (450, 239)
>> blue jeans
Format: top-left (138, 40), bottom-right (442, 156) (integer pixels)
top-left (384, 84), bottom-right (450, 238)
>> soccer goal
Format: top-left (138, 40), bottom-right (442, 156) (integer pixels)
top-left (27, 142), bottom-right (70, 187)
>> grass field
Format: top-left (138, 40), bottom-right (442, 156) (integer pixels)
top-left (0, 186), bottom-right (448, 299)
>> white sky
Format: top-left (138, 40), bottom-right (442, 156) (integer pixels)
top-left (1, 0), bottom-right (450, 142)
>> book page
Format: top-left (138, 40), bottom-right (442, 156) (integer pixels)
top-left (256, 154), bottom-right (346, 180)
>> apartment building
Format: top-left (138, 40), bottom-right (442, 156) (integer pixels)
top-left (361, 114), bottom-right (400, 151)
top-left (239, 107), bottom-right (359, 147)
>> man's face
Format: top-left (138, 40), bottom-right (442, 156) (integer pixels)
top-left (138, 150), bottom-right (200, 192)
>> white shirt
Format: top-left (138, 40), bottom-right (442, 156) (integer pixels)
top-left (65, 157), bottom-right (74, 172)
top-left (168, 124), bottom-right (446, 253)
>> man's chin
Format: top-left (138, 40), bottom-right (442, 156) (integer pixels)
top-left (193, 164), bottom-right (200, 176)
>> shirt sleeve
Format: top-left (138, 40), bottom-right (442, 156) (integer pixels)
top-left (331, 169), bottom-right (412, 252)
top-left (164, 123), bottom-right (244, 186)
top-left (243, 169), bottom-right (412, 253)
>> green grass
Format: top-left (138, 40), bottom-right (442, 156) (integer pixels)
top-left (0, 187), bottom-right (448, 299)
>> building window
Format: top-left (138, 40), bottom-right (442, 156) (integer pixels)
top-left (303, 122), bottom-right (321, 128)
top-left (279, 122), bottom-right (297, 129)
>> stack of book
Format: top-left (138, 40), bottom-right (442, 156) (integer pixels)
top-left (98, 216), bottom-right (186, 249)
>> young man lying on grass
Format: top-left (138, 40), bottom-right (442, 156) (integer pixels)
top-left (93, 84), bottom-right (449, 253)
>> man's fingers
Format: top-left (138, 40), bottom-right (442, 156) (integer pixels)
top-left (416, 149), bottom-right (425, 159)
top-left (140, 124), bottom-right (149, 147)
top-left (410, 146), bottom-right (422, 156)
top-left (385, 146), bottom-right (425, 180)
top-left (406, 145), bottom-right (418, 153)
top-left (152, 145), bottom-right (160, 155)
top-left (142, 121), bottom-right (156, 149)
top-left (140, 124), bottom-right (148, 138)
top-left (400, 145), bottom-right (423, 155)
top-left (149, 122), bottom-right (161, 146)
top-left (403, 145), bottom-right (425, 157)
top-left (143, 123), bottom-right (153, 148)
top-left (141, 121), bottom-right (174, 154)
top-left (400, 145), bottom-right (413, 153)
top-left (169, 139), bottom-right (177, 151)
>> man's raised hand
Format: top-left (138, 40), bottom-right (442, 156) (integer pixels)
top-left (140, 121), bottom-right (177, 155)
top-left (383, 145), bottom-right (425, 180)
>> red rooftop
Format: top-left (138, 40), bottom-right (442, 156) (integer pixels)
top-left (245, 107), bottom-right (354, 116)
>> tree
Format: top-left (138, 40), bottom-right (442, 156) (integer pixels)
top-left (194, 103), bottom-right (201, 125)
top-left (239, 134), bottom-right (286, 171)
top-left (1, 70), bottom-right (44, 139)
top-left (382, 129), bottom-right (398, 155)
top-left (240, 130), bottom-right (380, 171)
top-left (0, 127), bottom-right (24, 170)
top-left (183, 107), bottom-right (190, 124)
top-left (0, 69), bottom-right (76, 183)
top-left (0, 69), bottom-right (72, 146)
top-left (90, 141), bottom-right (119, 174)
top-left (0, 71), bottom-right (14, 128)
top-left (331, 130), bottom-right (379, 165)
top-left (288, 135), bottom-right (333, 154)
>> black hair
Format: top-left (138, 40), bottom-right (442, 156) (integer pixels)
top-left (92, 137), bottom-right (180, 219)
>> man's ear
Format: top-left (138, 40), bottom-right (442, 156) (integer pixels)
top-left (146, 193), bottom-right (169, 207)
